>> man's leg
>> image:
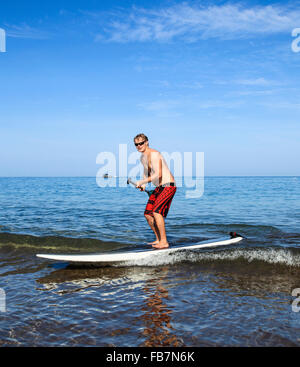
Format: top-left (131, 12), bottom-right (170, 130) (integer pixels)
top-left (145, 214), bottom-right (160, 244)
top-left (152, 212), bottom-right (169, 248)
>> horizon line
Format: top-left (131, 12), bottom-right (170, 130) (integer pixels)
top-left (0, 175), bottom-right (299, 178)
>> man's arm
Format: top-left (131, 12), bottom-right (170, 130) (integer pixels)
top-left (139, 158), bottom-right (148, 191)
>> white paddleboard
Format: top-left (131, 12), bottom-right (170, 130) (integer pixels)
top-left (36, 233), bottom-right (243, 265)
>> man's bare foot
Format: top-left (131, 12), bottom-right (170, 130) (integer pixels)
top-left (147, 240), bottom-right (159, 245)
top-left (152, 242), bottom-right (169, 249)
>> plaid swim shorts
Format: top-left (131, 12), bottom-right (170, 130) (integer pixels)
top-left (144, 183), bottom-right (176, 218)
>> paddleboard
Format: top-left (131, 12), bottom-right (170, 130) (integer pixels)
top-left (36, 232), bottom-right (243, 265)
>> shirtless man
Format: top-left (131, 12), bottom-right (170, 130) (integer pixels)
top-left (134, 133), bottom-right (176, 249)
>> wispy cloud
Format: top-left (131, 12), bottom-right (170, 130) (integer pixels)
top-left (234, 89), bottom-right (278, 96)
top-left (148, 80), bottom-right (203, 90)
top-left (137, 99), bottom-right (183, 118)
top-left (260, 101), bottom-right (300, 109)
top-left (216, 78), bottom-right (286, 88)
top-left (138, 100), bottom-right (180, 112)
top-left (4, 23), bottom-right (51, 39)
top-left (235, 78), bottom-right (272, 86)
top-left (138, 98), bottom-right (243, 115)
top-left (195, 100), bottom-right (244, 109)
top-left (91, 2), bottom-right (300, 43)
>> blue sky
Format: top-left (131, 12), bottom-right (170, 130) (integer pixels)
top-left (0, 0), bottom-right (299, 176)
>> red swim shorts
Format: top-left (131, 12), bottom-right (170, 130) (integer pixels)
top-left (144, 183), bottom-right (176, 218)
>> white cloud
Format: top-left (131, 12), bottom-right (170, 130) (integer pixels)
top-left (235, 78), bottom-right (271, 86)
top-left (93, 2), bottom-right (300, 43)
top-left (138, 100), bottom-right (180, 112)
top-left (215, 77), bottom-right (286, 88)
top-left (138, 98), bottom-right (243, 114)
top-left (195, 100), bottom-right (244, 109)
top-left (4, 24), bottom-right (51, 39)
top-left (234, 89), bottom-right (278, 96)
top-left (260, 101), bottom-right (300, 109)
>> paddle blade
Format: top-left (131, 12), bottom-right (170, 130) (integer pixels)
top-left (127, 178), bottom-right (136, 187)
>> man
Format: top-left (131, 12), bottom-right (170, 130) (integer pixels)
top-left (134, 133), bottom-right (176, 249)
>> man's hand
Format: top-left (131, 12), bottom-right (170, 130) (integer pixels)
top-left (136, 181), bottom-right (146, 191)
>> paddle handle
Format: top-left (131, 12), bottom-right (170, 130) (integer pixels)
top-left (127, 178), bottom-right (154, 196)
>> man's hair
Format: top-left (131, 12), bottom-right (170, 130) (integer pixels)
top-left (134, 133), bottom-right (148, 142)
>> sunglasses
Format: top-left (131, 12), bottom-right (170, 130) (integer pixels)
top-left (134, 140), bottom-right (146, 147)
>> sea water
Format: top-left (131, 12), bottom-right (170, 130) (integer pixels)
top-left (0, 177), bottom-right (299, 346)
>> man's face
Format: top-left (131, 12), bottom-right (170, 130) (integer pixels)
top-left (134, 137), bottom-right (148, 153)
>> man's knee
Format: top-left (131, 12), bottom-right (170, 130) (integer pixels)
top-left (144, 214), bottom-right (154, 223)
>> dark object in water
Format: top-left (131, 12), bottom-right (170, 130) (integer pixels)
top-left (230, 231), bottom-right (243, 238)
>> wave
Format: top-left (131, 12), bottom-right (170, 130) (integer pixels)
top-left (121, 246), bottom-right (300, 269)
top-left (2, 230), bottom-right (300, 270)
top-left (171, 222), bottom-right (291, 234)
top-left (170, 223), bottom-right (300, 244)
top-left (0, 232), bottom-right (127, 253)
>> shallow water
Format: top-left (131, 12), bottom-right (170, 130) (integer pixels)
top-left (0, 177), bottom-right (300, 346)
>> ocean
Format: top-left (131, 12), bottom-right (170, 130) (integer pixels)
top-left (0, 176), bottom-right (300, 346)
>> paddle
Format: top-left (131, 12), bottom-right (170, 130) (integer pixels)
top-left (127, 178), bottom-right (155, 196)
